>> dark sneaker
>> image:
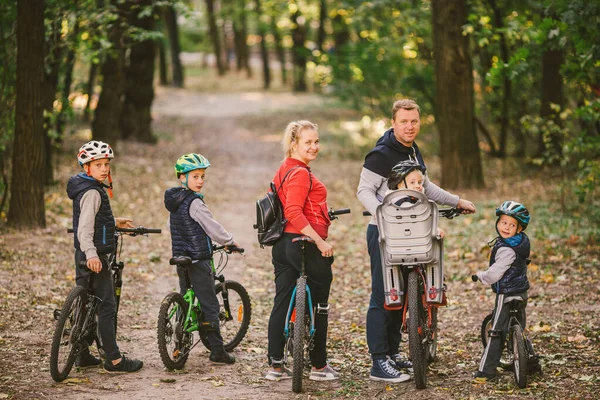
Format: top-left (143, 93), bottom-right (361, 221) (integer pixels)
top-left (370, 358), bottom-right (411, 383)
top-left (103, 356), bottom-right (143, 373)
top-left (75, 352), bottom-right (101, 368)
top-left (209, 351), bottom-right (235, 364)
top-left (527, 355), bottom-right (542, 375)
top-left (389, 354), bottom-right (414, 373)
top-left (472, 370), bottom-right (498, 382)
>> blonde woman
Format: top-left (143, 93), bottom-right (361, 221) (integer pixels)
top-left (265, 121), bottom-right (339, 382)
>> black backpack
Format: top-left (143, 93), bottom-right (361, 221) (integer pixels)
top-left (254, 166), bottom-right (311, 248)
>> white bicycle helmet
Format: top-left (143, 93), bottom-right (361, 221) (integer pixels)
top-left (78, 140), bottom-right (114, 166)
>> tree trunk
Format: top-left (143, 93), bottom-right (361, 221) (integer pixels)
top-left (291, 10), bottom-right (307, 92)
top-left (238, 0), bottom-right (251, 78)
top-left (163, 5), bottom-right (184, 87)
top-left (206, 0), bottom-right (225, 76)
top-left (490, 1), bottom-right (510, 158)
top-left (158, 37), bottom-right (169, 85)
top-left (83, 62), bottom-right (98, 122)
top-left (254, 0), bottom-right (270, 89)
top-left (121, 0), bottom-right (156, 143)
top-left (316, 0), bottom-right (326, 52)
top-left (93, 0), bottom-right (126, 145)
top-left (8, 0), bottom-right (46, 228)
top-left (432, 0), bottom-right (484, 189)
top-left (538, 49), bottom-right (564, 158)
top-left (56, 20), bottom-right (79, 139)
top-left (271, 18), bottom-right (286, 85)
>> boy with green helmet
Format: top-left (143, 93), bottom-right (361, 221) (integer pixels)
top-left (164, 153), bottom-right (239, 364)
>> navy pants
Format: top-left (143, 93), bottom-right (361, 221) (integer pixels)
top-left (366, 224), bottom-right (403, 360)
top-left (177, 259), bottom-right (225, 351)
top-left (75, 250), bottom-right (121, 361)
top-left (267, 233), bottom-right (333, 369)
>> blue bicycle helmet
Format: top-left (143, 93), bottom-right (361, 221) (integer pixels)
top-left (174, 153), bottom-right (210, 178)
top-left (495, 201), bottom-right (530, 230)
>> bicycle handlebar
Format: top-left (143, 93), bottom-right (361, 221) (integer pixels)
top-left (213, 244), bottom-right (245, 254)
top-left (362, 207), bottom-right (465, 218)
top-left (328, 208), bottom-right (351, 220)
top-left (67, 226), bottom-right (162, 235)
top-left (471, 274), bottom-right (479, 282)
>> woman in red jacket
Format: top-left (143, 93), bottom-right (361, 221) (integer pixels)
top-left (265, 120), bottom-right (339, 382)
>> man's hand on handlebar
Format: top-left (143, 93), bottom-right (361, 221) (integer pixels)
top-left (457, 199), bottom-right (476, 214)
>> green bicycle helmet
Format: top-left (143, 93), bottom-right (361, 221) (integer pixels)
top-left (387, 160), bottom-right (426, 190)
top-left (174, 153), bottom-right (210, 178)
top-left (496, 200), bottom-right (530, 230)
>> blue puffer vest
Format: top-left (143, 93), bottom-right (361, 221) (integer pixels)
top-left (164, 187), bottom-right (212, 260)
top-left (66, 173), bottom-right (116, 255)
top-left (490, 234), bottom-right (530, 294)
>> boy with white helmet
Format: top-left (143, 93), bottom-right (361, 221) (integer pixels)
top-left (66, 140), bottom-right (143, 372)
top-left (164, 153), bottom-right (239, 364)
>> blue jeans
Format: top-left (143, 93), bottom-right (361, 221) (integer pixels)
top-left (366, 225), bottom-right (402, 360)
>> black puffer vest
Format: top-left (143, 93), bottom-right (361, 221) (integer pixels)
top-left (164, 187), bottom-right (212, 260)
top-left (490, 234), bottom-right (530, 294)
top-left (67, 173), bottom-right (116, 255)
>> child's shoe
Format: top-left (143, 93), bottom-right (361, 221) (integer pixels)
top-left (370, 358), bottom-right (411, 382)
top-left (388, 354), bottom-right (414, 373)
top-left (309, 364), bottom-right (340, 381)
top-left (103, 356), bottom-right (143, 373)
top-left (527, 355), bottom-right (542, 375)
top-left (472, 370), bottom-right (498, 382)
top-left (265, 366), bottom-right (293, 381)
top-left (209, 350), bottom-right (236, 364)
top-left (75, 351), bottom-right (101, 368)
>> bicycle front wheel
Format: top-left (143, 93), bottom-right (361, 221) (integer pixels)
top-left (408, 270), bottom-right (428, 389)
top-left (157, 292), bottom-right (191, 370)
top-left (292, 276), bottom-right (306, 393)
top-left (512, 325), bottom-right (528, 388)
top-left (50, 285), bottom-right (87, 382)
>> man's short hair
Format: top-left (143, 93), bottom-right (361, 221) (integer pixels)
top-left (392, 99), bottom-right (421, 120)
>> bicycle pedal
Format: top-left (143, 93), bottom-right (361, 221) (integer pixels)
top-left (316, 303), bottom-right (330, 315)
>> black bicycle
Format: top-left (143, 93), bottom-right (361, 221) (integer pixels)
top-left (49, 226), bottom-right (161, 382)
top-left (473, 275), bottom-right (529, 388)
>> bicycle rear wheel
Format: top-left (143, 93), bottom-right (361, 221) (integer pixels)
top-left (408, 270), bottom-right (427, 389)
top-left (49, 285), bottom-right (87, 382)
top-left (157, 292), bottom-right (191, 370)
top-left (292, 276), bottom-right (306, 393)
top-left (427, 307), bottom-right (438, 362)
top-left (512, 325), bottom-right (528, 388)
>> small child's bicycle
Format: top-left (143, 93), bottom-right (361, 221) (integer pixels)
top-left (49, 226), bottom-right (161, 382)
top-left (473, 274), bottom-right (531, 388)
top-left (282, 208), bottom-right (350, 393)
top-left (157, 243), bottom-right (251, 370)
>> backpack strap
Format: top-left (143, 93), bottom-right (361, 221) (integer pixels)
top-left (275, 165), bottom-right (310, 194)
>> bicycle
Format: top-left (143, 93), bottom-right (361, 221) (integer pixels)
top-left (49, 226), bottom-right (161, 382)
top-left (157, 243), bottom-right (251, 370)
top-left (281, 208), bottom-right (350, 393)
top-left (368, 189), bottom-right (463, 389)
top-left (473, 274), bottom-right (530, 388)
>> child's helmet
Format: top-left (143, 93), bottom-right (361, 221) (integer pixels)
top-left (78, 140), bottom-right (114, 166)
top-left (175, 153), bottom-right (210, 178)
top-left (387, 160), bottom-right (426, 190)
top-left (496, 201), bottom-right (530, 230)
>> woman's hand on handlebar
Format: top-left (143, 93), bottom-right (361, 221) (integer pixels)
top-left (457, 199), bottom-right (476, 214)
top-left (87, 257), bottom-right (102, 273)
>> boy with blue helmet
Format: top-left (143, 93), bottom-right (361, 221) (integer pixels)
top-left (164, 153), bottom-right (239, 364)
top-left (66, 140), bottom-right (143, 373)
top-left (473, 201), bottom-right (541, 380)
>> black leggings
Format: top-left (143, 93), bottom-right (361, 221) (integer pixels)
top-left (267, 233), bottom-right (333, 369)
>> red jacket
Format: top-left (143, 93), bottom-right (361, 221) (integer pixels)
top-left (273, 158), bottom-right (330, 239)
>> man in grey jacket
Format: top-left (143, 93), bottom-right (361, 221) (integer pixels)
top-left (357, 99), bottom-right (476, 382)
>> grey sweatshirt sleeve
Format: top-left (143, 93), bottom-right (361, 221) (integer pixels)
top-left (357, 167), bottom-right (386, 224)
top-left (189, 199), bottom-right (234, 245)
top-left (423, 175), bottom-right (460, 207)
top-left (476, 247), bottom-right (515, 285)
top-left (78, 190), bottom-right (101, 260)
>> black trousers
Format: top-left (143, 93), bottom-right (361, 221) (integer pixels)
top-left (75, 250), bottom-right (121, 361)
top-left (267, 233), bottom-right (333, 369)
top-left (177, 259), bottom-right (224, 351)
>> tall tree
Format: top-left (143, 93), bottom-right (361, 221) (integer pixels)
top-left (121, 0), bottom-right (157, 143)
top-left (316, 0), bottom-right (327, 52)
top-left (163, 5), bottom-right (184, 87)
top-left (206, 0), bottom-right (225, 75)
top-left (8, 0), bottom-right (46, 228)
top-left (254, 0), bottom-right (270, 89)
top-left (432, 0), bottom-right (484, 189)
top-left (290, 8), bottom-right (307, 92)
top-left (93, 0), bottom-right (126, 145)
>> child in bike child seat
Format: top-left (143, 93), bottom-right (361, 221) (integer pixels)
top-left (472, 201), bottom-right (541, 380)
top-left (164, 153), bottom-right (240, 365)
top-left (386, 160), bottom-right (445, 239)
top-left (66, 140), bottom-right (143, 373)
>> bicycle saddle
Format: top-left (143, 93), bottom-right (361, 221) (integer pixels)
top-left (292, 236), bottom-right (314, 243)
top-left (169, 256), bottom-right (193, 266)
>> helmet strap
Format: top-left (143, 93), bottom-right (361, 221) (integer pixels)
top-left (181, 173), bottom-right (189, 189)
top-left (403, 177), bottom-right (407, 189)
top-left (106, 171), bottom-right (113, 198)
